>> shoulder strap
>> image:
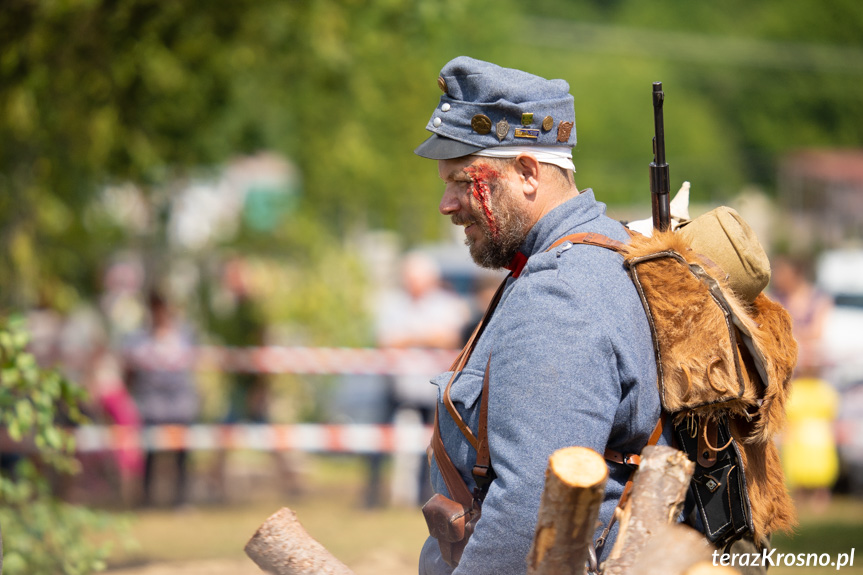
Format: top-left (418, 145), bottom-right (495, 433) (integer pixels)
top-left (432, 275), bottom-right (508, 506)
top-left (431, 405), bottom-right (474, 507)
top-left (431, 354), bottom-right (496, 508)
top-left (442, 275), bottom-right (508, 449)
top-left (547, 232), bottom-right (628, 254)
top-left (595, 412), bottom-right (667, 551)
top-left (472, 356), bottom-right (496, 491)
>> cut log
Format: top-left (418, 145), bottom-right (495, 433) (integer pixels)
top-left (602, 445), bottom-right (698, 575)
top-left (618, 523), bottom-right (716, 575)
top-left (527, 446), bottom-right (608, 575)
top-left (245, 507), bottom-right (355, 575)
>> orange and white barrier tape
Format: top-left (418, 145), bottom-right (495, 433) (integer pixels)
top-left (124, 346), bottom-right (460, 375)
top-left (72, 423), bottom-right (433, 454)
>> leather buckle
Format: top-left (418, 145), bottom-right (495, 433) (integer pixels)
top-left (472, 465), bottom-right (496, 492)
top-left (622, 453), bottom-right (641, 469)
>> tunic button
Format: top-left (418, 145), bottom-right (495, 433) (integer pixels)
top-left (441, 103), bottom-right (451, 112)
top-left (433, 117), bottom-right (442, 127)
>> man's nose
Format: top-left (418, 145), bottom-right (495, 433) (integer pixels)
top-left (439, 187), bottom-right (460, 216)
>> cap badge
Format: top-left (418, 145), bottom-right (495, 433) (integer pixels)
top-left (557, 121), bottom-right (573, 143)
top-left (437, 76), bottom-right (447, 93)
top-left (471, 114), bottom-right (492, 135)
top-left (521, 113), bottom-right (534, 126)
top-left (495, 118), bottom-right (510, 142)
top-left (542, 116), bottom-right (554, 131)
top-left (514, 127), bottom-right (539, 139)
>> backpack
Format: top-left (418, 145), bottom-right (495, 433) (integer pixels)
top-left (555, 225), bottom-right (798, 550)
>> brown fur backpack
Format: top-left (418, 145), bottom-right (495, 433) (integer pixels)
top-left (562, 206), bottom-right (797, 547)
top-left (622, 225), bottom-right (797, 543)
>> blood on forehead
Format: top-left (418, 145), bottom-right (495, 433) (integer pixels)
top-left (464, 164), bottom-right (500, 238)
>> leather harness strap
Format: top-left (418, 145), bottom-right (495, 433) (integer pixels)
top-left (432, 407), bottom-right (474, 508)
top-left (547, 232), bottom-right (629, 253)
top-left (595, 410), bottom-right (667, 551)
top-left (603, 410), bottom-right (667, 468)
top-left (432, 274), bottom-right (509, 506)
top-left (442, 275), bottom-right (508, 450)
top-left (472, 356), bottom-right (495, 489)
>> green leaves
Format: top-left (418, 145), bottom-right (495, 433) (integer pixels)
top-left (0, 316), bottom-right (124, 574)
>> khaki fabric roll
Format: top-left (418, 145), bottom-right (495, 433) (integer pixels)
top-left (678, 206), bottom-right (771, 303)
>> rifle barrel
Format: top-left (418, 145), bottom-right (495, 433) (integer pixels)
top-left (650, 82), bottom-right (671, 232)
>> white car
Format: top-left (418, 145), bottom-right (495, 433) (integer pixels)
top-left (817, 249), bottom-right (863, 494)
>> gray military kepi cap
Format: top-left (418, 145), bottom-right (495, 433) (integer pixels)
top-left (414, 56), bottom-right (576, 160)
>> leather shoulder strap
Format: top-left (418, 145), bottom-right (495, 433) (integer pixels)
top-left (595, 412), bottom-right (667, 551)
top-left (443, 275), bottom-right (508, 449)
top-left (431, 406), bottom-right (474, 507)
top-left (431, 275), bottom-right (508, 506)
top-left (546, 232), bottom-right (628, 254)
top-left (471, 355), bottom-right (495, 490)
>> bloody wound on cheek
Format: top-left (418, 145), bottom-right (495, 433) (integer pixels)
top-left (464, 165), bottom-right (500, 238)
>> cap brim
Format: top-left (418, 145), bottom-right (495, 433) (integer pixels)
top-left (414, 134), bottom-right (484, 160)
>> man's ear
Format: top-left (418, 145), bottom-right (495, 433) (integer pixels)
top-left (514, 153), bottom-right (541, 197)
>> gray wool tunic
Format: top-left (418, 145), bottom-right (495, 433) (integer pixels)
top-left (420, 190), bottom-right (662, 575)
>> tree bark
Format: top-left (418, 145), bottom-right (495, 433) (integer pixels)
top-left (245, 507), bottom-right (355, 575)
top-left (602, 445), bottom-right (698, 575)
top-left (617, 523), bottom-right (719, 575)
top-left (527, 446), bottom-right (608, 575)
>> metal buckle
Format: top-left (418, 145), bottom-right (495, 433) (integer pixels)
top-left (686, 412), bottom-right (698, 438)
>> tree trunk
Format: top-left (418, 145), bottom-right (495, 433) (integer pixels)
top-left (602, 445), bottom-right (701, 575)
top-left (527, 446), bottom-right (608, 575)
top-left (244, 507), bottom-right (355, 575)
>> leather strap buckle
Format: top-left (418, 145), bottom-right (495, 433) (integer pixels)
top-left (622, 453), bottom-right (642, 469)
top-left (603, 448), bottom-right (641, 469)
top-left (472, 464), bottom-right (497, 492)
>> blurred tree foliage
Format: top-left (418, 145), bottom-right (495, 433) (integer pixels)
top-left (519, 0), bottom-right (863, 205)
top-left (1, 0), bottom-right (861, 316)
top-left (0, 0), bottom-right (513, 313)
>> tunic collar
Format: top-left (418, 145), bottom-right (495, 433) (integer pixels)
top-left (517, 189), bottom-right (606, 260)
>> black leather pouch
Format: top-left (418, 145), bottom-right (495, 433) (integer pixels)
top-left (674, 415), bottom-right (754, 548)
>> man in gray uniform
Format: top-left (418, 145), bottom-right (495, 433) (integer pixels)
top-left (414, 56), bottom-right (661, 574)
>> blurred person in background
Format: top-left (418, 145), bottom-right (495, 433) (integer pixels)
top-left (88, 344), bottom-right (144, 506)
top-left (771, 254), bottom-right (839, 512)
top-left (208, 258), bottom-right (303, 501)
top-left (770, 254), bottom-right (834, 376)
top-left (376, 252), bottom-right (469, 507)
top-left (124, 291), bottom-right (200, 508)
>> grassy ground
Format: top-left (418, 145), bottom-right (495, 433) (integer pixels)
top-left (97, 451), bottom-right (863, 574)
top-left (770, 496), bottom-right (863, 574)
top-left (102, 452), bottom-right (429, 574)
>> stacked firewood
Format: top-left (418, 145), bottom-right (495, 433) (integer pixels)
top-left (245, 445), bottom-right (738, 575)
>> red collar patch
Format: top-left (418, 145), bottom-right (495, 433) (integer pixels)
top-left (505, 252), bottom-right (528, 278)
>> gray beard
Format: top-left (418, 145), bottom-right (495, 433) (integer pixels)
top-left (466, 192), bottom-right (532, 270)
